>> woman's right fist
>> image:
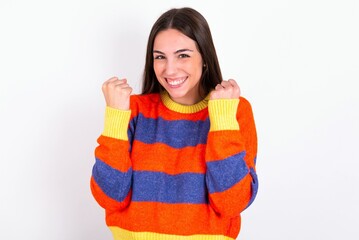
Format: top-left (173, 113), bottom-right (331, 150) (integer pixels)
top-left (102, 77), bottom-right (132, 110)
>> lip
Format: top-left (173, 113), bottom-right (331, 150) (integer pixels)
top-left (165, 77), bottom-right (187, 88)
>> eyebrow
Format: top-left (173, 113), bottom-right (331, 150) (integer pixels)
top-left (153, 49), bottom-right (194, 54)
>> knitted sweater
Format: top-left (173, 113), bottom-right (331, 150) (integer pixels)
top-left (91, 91), bottom-right (258, 240)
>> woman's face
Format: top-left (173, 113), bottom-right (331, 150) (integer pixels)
top-left (153, 29), bottom-right (204, 105)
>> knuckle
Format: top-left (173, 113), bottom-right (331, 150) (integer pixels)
top-left (102, 82), bottom-right (109, 90)
top-left (126, 88), bottom-right (133, 94)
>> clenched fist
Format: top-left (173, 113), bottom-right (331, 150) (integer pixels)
top-left (210, 79), bottom-right (241, 100)
top-left (102, 77), bottom-right (132, 110)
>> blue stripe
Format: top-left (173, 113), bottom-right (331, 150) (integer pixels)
top-left (130, 113), bottom-right (210, 148)
top-left (92, 158), bottom-right (132, 202)
top-left (132, 171), bottom-right (208, 204)
top-left (206, 151), bottom-right (249, 193)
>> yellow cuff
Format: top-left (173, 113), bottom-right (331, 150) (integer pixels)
top-left (208, 99), bottom-right (240, 131)
top-left (102, 107), bottom-right (131, 140)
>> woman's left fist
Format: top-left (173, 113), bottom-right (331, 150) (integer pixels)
top-left (210, 79), bottom-right (241, 100)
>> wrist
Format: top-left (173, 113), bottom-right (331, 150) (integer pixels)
top-left (103, 106), bottom-right (131, 140)
top-left (208, 99), bottom-right (240, 131)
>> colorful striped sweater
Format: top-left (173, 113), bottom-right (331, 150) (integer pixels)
top-left (91, 91), bottom-right (258, 240)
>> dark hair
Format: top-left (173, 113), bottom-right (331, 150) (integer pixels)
top-left (141, 7), bottom-right (223, 97)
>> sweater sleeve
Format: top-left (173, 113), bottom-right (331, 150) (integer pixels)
top-left (90, 106), bottom-right (133, 211)
top-left (205, 97), bottom-right (258, 217)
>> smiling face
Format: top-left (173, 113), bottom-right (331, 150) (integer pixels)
top-left (153, 29), bottom-right (204, 105)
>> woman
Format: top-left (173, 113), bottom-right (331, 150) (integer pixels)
top-left (91, 7), bottom-right (258, 240)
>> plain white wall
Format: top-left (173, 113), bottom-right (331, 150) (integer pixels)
top-left (1, 0), bottom-right (358, 239)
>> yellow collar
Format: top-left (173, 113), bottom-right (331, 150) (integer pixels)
top-left (160, 91), bottom-right (209, 114)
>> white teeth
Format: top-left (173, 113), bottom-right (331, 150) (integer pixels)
top-left (167, 78), bottom-right (186, 86)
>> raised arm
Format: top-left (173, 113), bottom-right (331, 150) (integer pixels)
top-left (90, 77), bottom-right (134, 211)
top-left (205, 80), bottom-right (258, 217)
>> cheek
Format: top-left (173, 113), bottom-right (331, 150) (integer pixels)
top-left (153, 61), bottom-right (164, 73)
top-left (189, 58), bottom-right (203, 78)
top-left (192, 63), bottom-right (203, 79)
top-left (153, 63), bottom-right (166, 85)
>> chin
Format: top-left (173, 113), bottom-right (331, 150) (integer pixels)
top-left (167, 92), bottom-right (185, 100)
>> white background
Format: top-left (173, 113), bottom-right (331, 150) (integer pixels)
top-left (1, 0), bottom-right (358, 239)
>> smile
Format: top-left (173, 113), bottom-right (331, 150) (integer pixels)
top-left (166, 77), bottom-right (187, 86)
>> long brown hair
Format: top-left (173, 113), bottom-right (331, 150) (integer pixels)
top-left (141, 7), bottom-right (223, 97)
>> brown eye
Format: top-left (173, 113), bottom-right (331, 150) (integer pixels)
top-left (179, 54), bottom-right (190, 58)
top-left (154, 55), bottom-right (165, 60)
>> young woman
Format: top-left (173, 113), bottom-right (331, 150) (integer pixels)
top-left (91, 7), bottom-right (258, 240)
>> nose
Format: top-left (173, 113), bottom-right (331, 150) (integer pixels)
top-left (164, 58), bottom-right (177, 75)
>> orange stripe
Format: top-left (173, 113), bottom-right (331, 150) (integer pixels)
top-left (130, 94), bottom-right (209, 121)
top-left (205, 131), bottom-right (245, 162)
top-left (236, 97), bottom-right (257, 168)
top-left (90, 177), bottom-right (131, 210)
top-left (131, 141), bottom-right (207, 174)
top-left (106, 202), bottom-right (233, 236)
top-left (95, 136), bottom-right (131, 172)
top-left (209, 174), bottom-right (252, 217)
top-left (157, 103), bottom-right (208, 121)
